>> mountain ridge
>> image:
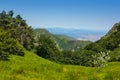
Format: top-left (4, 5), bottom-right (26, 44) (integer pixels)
top-left (33, 28), bottom-right (91, 50)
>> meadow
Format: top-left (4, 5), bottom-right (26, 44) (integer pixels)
top-left (0, 51), bottom-right (120, 80)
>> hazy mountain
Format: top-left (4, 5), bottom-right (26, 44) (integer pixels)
top-left (46, 28), bottom-right (107, 41)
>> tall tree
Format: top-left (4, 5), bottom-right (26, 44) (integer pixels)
top-left (0, 10), bottom-right (6, 18)
top-left (8, 10), bottom-right (14, 17)
top-left (16, 14), bottom-right (22, 20)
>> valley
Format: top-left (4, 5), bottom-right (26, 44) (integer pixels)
top-left (0, 9), bottom-right (120, 80)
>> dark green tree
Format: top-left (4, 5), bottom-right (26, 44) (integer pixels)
top-left (8, 10), bottom-right (14, 17)
top-left (16, 14), bottom-right (22, 20)
top-left (36, 35), bottom-right (60, 60)
top-left (0, 29), bottom-right (24, 60)
top-left (0, 10), bottom-right (6, 18)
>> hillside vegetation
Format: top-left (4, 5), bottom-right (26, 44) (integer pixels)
top-left (0, 10), bottom-right (34, 60)
top-left (0, 51), bottom-right (120, 80)
top-left (0, 10), bottom-right (120, 80)
top-left (33, 28), bottom-right (91, 50)
top-left (85, 22), bottom-right (120, 62)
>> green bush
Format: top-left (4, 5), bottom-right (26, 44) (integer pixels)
top-left (0, 29), bottom-right (24, 60)
top-left (59, 49), bottom-right (110, 67)
top-left (109, 48), bottom-right (120, 61)
top-left (0, 49), bottom-right (8, 60)
top-left (36, 35), bottom-right (60, 61)
top-left (0, 10), bottom-right (34, 51)
top-left (6, 38), bottom-right (24, 56)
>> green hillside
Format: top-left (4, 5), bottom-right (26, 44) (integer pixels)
top-left (0, 10), bottom-right (120, 80)
top-left (0, 51), bottom-right (120, 80)
top-left (33, 28), bottom-right (91, 50)
top-left (34, 28), bottom-right (52, 36)
top-left (85, 22), bottom-right (120, 62)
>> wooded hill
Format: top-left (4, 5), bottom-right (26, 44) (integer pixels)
top-left (0, 10), bottom-right (120, 68)
top-left (33, 28), bottom-right (91, 50)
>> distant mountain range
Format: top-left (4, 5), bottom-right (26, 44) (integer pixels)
top-left (46, 28), bottom-right (107, 41)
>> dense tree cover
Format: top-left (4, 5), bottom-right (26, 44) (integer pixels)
top-left (84, 23), bottom-right (120, 62)
top-left (33, 29), bottom-right (91, 50)
top-left (55, 37), bottom-right (91, 50)
top-left (109, 48), bottom-right (120, 61)
top-left (33, 22), bottom-right (120, 67)
top-left (1, 10), bottom-right (120, 67)
top-left (51, 23), bottom-right (120, 67)
top-left (97, 23), bottom-right (120, 61)
top-left (34, 29), bottom-right (106, 67)
top-left (0, 10), bottom-right (33, 60)
top-left (36, 34), bottom-right (61, 61)
top-left (0, 10), bottom-right (61, 62)
top-left (0, 10), bottom-right (34, 50)
top-left (54, 50), bottom-right (109, 67)
top-left (0, 29), bottom-right (24, 60)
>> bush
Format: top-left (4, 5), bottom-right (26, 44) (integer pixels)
top-left (109, 48), bottom-right (120, 62)
top-left (6, 38), bottom-right (24, 56)
top-left (59, 49), bottom-right (110, 67)
top-left (0, 50), bottom-right (8, 60)
top-left (36, 35), bottom-right (60, 61)
top-left (0, 29), bottom-right (24, 60)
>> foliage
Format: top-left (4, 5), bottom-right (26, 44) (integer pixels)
top-left (59, 50), bottom-right (110, 67)
top-left (33, 28), bottom-right (91, 50)
top-left (0, 28), bottom-right (24, 60)
top-left (0, 10), bottom-right (34, 60)
top-left (0, 10), bottom-right (34, 50)
top-left (0, 10), bottom-right (120, 68)
top-left (109, 48), bottom-right (120, 61)
top-left (83, 22), bottom-right (120, 63)
top-left (85, 43), bottom-right (107, 52)
top-left (36, 35), bottom-right (60, 61)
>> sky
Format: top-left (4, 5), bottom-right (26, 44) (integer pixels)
top-left (0, 0), bottom-right (120, 31)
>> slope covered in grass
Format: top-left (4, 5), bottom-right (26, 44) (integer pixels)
top-left (0, 51), bottom-right (120, 80)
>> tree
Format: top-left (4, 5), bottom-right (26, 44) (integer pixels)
top-left (36, 35), bottom-right (60, 60)
top-left (0, 10), bottom-right (6, 18)
top-left (0, 10), bottom-right (34, 50)
top-left (0, 10), bottom-right (35, 60)
top-left (16, 14), bottom-right (22, 20)
top-left (8, 10), bottom-right (14, 17)
top-left (0, 29), bottom-right (24, 60)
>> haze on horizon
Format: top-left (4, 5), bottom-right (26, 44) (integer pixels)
top-left (0, 0), bottom-right (120, 32)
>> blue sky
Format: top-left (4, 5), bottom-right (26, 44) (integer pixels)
top-left (0, 0), bottom-right (120, 31)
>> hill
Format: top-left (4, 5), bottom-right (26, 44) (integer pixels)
top-left (85, 22), bottom-right (120, 62)
top-left (0, 10), bottom-right (120, 80)
top-left (34, 28), bottom-right (52, 36)
top-left (103, 23), bottom-right (120, 39)
top-left (33, 28), bottom-right (91, 50)
top-left (0, 50), bottom-right (120, 80)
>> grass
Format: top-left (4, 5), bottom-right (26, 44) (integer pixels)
top-left (0, 51), bottom-right (120, 80)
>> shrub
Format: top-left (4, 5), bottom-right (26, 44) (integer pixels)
top-left (36, 35), bottom-right (60, 61)
top-left (0, 29), bottom-right (24, 60)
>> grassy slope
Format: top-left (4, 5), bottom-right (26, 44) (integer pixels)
top-left (0, 51), bottom-right (120, 80)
